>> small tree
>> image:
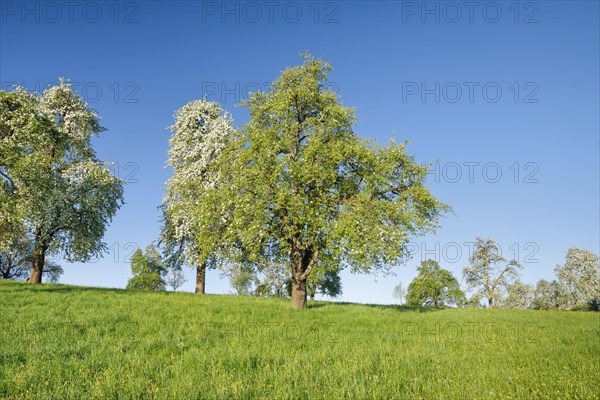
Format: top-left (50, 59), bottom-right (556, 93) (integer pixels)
top-left (165, 267), bottom-right (186, 292)
top-left (392, 282), bottom-right (406, 305)
top-left (307, 268), bottom-right (342, 301)
top-left (555, 248), bottom-right (600, 310)
top-left (463, 238), bottom-right (522, 308)
top-left (502, 281), bottom-right (534, 309)
top-left (406, 259), bottom-right (465, 307)
top-left (255, 260), bottom-right (291, 298)
top-left (464, 294), bottom-right (484, 308)
top-left (126, 245), bottom-right (167, 291)
top-left (220, 262), bottom-right (257, 296)
top-left (532, 279), bottom-right (560, 310)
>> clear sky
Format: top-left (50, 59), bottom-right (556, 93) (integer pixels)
top-left (1, 0), bottom-right (598, 304)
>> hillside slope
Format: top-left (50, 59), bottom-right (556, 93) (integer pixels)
top-left (1, 280), bottom-right (598, 399)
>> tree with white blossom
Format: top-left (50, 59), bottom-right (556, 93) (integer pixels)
top-left (555, 248), bottom-right (599, 310)
top-left (165, 267), bottom-right (187, 292)
top-left (0, 80), bottom-right (124, 283)
top-left (463, 237), bottom-right (522, 308)
top-left (161, 100), bottom-right (235, 293)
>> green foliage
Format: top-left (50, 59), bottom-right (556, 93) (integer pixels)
top-left (406, 259), bottom-right (465, 307)
top-left (307, 268), bottom-right (343, 300)
top-left (1, 280), bottom-right (598, 399)
top-left (125, 272), bottom-right (165, 291)
top-left (126, 246), bottom-right (166, 291)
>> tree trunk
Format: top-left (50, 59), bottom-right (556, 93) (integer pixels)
top-left (290, 244), bottom-right (308, 309)
top-left (1, 257), bottom-right (11, 279)
top-left (289, 238), bottom-right (318, 309)
top-left (488, 297), bottom-right (493, 309)
top-left (28, 243), bottom-right (46, 284)
top-left (291, 276), bottom-right (307, 309)
top-left (195, 261), bottom-right (206, 294)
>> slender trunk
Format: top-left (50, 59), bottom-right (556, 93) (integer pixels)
top-left (28, 243), bottom-right (46, 284)
top-left (488, 297), bottom-right (493, 309)
top-left (2, 257), bottom-right (11, 279)
top-left (195, 261), bottom-right (206, 294)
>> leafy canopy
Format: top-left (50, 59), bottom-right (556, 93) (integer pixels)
top-left (193, 53), bottom-right (448, 287)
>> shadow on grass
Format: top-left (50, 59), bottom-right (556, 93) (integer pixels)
top-left (364, 303), bottom-right (442, 313)
top-left (0, 280), bottom-right (133, 295)
top-left (308, 300), bottom-right (441, 313)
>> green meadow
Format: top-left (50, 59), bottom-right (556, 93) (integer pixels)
top-left (1, 280), bottom-right (598, 399)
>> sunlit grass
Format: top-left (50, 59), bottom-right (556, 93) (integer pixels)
top-left (1, 280), bottom-right (598, 399)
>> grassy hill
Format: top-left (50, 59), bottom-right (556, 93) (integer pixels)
top-left (1, 280), bottom-right (598, 399)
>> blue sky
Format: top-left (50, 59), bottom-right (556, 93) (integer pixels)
top-left (1, 1), bottom-right (598, 304)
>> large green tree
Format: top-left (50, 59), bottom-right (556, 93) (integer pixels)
top-left (405, 259), bottom-right (465, 307)
top-left (463, 238), bottom-right (522, 308)
top-left (161, 100), bottom-right (235, 293)
top-left (0, 81), bottom-right (124, 283)
top-left (195, 54), bottom-right (448, 308)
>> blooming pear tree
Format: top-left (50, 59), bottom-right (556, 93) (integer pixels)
top-left (161, 100), bottom-right (235, 293)
top-left (0, 80), bottom-right (124, 283)
top-left (195, 54), bottom-right (448, 308)
top-left (463, 237), bottom-right (522, 308)
top-left (555, 248), bottom-right (600, 310)
top-left (502, 281), bottom-right (534, 309)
